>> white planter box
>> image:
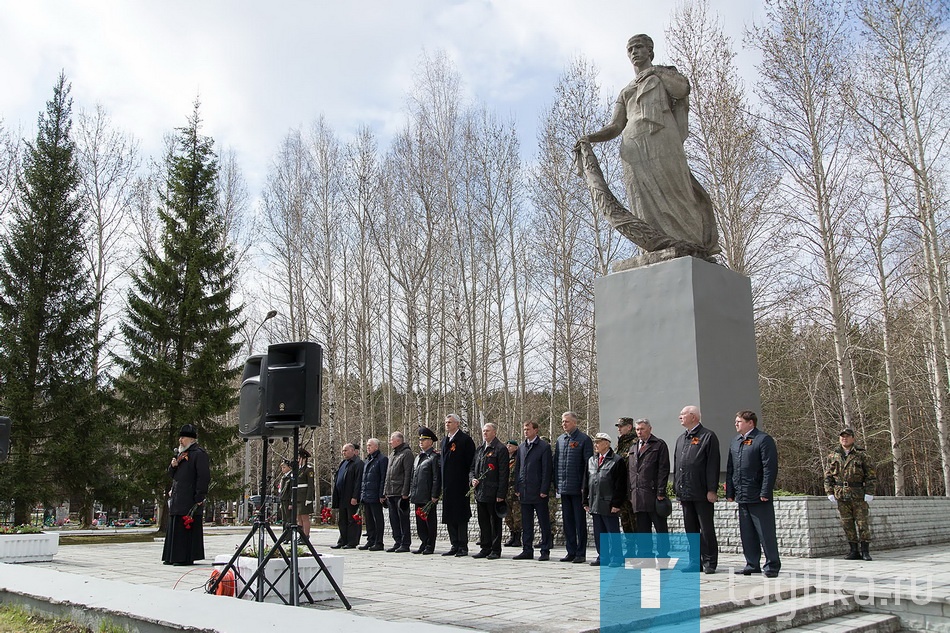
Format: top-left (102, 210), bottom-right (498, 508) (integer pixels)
top-left (213, 553), bottom-right (343, 603)
top-left (0, 532), bottom-right (59, 563)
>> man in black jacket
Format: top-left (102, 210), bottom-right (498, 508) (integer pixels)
top-left (331, 443), bottom-right (364, 549)
top-left (470, 423), bottom-right (509, 559)
top-left (440, 413), bottom-right (476, 557)
top-left (583, 433), bottom-right (627, 567)
top-left (726, 410), bottom-right (780, 577)
top-left (360, 438), bottom-right (389, 551)
top-left (162, 424), bottom-right (210, 566)
top-left (410, 427), bottom-right (442, 554)
top-left (674, 405), bottom-right (721, 573)
top-left (513, 421), bottom-right (553, 561)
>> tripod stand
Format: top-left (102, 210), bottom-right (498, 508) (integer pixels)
top-left (208, 430), bottom-right (350, 609)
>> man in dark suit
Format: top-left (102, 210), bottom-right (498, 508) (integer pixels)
top-left (674, 405), bottom-right (720, 573)
top-left (627, 418), bottom-right (670, 558)
top-left (331, 443), bottom-right (364, 549)
top-left (513, 421), bottom-right (553, 561)
top-left (470, 423), bottom-right (509, 559)
top-left (727, 410), bottom-right (780, 578)
top-left (440, 413), bottom-right (476, 557)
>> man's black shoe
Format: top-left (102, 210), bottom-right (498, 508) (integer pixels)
top-left (395, 546), bottom-right (411, 553)
top-left (358, 544), bottom-right (371, 550)
top-left (342, 545), bottom-right (356, 549)
top-left (455, 550), bottom-right (469, 557)
top-left (441, 549), bottom-right (458, 557)
top-left (735, 567), bottom-right (760, 575)
top-left (764, 571), bottom-right (779, 578)
top-left (330, 544), bottom-right (344, 550)
top-left (590, 559), bottom-right (601, 567)
top-left (703, 566), bottom-right (716, 574)
top-left (512, 551), bottom-right (533, 560)
top-left (486, 552), bottom-right (500, 560)
top-left (422, 549), bottom-right (434, 555)
top-left (472, 551), bottom-right (490, 559)
top-left (559, 555), bottom-right (575, 563)
top-left (538, 552), bottom-right (550, 561)
top-left (572, 557), bottom-right (587, 564)
top-left (369, 544), bottom-right (384, 551)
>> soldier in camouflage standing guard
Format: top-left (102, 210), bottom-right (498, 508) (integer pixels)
top-left (504, 440), bottom-right (522, 548)
top-left (615, 418), bottom-right (638, 538)
top-left (823, 429), bottom-right (876, 561)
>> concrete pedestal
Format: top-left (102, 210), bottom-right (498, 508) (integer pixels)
top-left (595, 257), bottom-right (761, 468)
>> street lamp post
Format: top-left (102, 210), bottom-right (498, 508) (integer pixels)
top-left (239, 309), bottom-right (278, 523)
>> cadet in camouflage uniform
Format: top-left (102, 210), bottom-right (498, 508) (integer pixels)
top-left (823, 428), bottom-right (877, 561)
top-left (615, 418), bottom-right (637, 535)
top-left (504, 440), bottom-right (522, 547)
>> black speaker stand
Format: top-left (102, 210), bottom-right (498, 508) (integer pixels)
top-left (210, 429), bottom-right (350, 609)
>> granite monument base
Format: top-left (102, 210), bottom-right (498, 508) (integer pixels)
top-left (595, 256), bottom-right (761, 465)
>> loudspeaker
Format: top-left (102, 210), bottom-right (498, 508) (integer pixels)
top-left (0, 416), bottom-right (9, 462)
top-left (238, 355), bottom-right (291, 438)
top-left (264, 341), bottom-right (322, 429)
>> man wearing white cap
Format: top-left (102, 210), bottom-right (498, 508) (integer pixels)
top-left (582, 432), bottom-right (627, 567)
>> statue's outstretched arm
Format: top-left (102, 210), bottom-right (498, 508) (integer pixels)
top-left (578, 101), bottom-right (626, 145)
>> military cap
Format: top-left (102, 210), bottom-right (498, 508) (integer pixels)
top-left (418, 427), bottom-right (438, 442)
top-left (839, 428), bottom-right (855, 437)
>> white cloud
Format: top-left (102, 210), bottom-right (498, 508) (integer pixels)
top-left (1, 0), bottom-right (762, 194)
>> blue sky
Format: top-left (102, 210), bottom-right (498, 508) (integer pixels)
top-left (1, 0), bottom-right (764, 194)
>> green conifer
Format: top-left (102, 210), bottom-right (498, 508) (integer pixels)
top-left (116, 103), bottom-right (243, 526)
top-left (0, 75), bottom-right (97, 525)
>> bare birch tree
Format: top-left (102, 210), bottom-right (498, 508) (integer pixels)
top-left (749, 0), bottom-right (862, 429)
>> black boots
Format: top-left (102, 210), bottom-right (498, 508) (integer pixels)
top-left (860, 542), bottom-right (872, 561)
top-left (845, 542), bottom-right (862, 560)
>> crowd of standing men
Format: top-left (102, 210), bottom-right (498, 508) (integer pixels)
top-left (313, 407), bottom-right (878, 574)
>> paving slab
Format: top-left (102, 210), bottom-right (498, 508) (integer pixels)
top-left (6, 526), bottom-right (950, 632)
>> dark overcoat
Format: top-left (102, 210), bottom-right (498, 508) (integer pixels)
top-left (331, 457), bottom-right (364, 509)
top-left (627, 434), bottom-right (671, 512)
top-left (440, 430), bottom-right (476, 523)
top-left (168, 443), bottom-right (210, 515)
top-left (469, 437), bottom-right (509, 503)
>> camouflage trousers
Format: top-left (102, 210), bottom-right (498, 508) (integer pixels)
top-left (619, 500), bottom-right (635, 534)
top-left (505, 496), bottom-right (522, 535)
top-left (837, 499), bottom-right (871, 542)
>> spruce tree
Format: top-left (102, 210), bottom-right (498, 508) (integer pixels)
top-left (0, 75), bottom-right (98, 525)
top-left (116, 103), bottom-right (243, 528)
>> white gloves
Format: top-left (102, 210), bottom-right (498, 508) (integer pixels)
top-left (864, 494), bottom-right (873, 502)
top-left (827, 494), bottom-right (837, 505)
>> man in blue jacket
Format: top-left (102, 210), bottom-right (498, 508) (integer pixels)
top-left (726, 410), bottom-right (780, 577)
top-left (360, 438), bottom-right (389, 551)
top-left (513, 421), bottom-right (553, 561)
top-left (553, 411), bottom-right (594, 564)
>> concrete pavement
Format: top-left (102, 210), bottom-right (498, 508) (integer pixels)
top-left (5, 526), bottom-right (950, 632)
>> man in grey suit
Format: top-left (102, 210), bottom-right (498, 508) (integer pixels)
top-left (512, 421), bottom-right (553, 561)
top-left (726, 410), bottom-right (780, 578)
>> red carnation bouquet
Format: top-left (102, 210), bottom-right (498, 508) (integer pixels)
top-left (352, 504), bottom-right (364, 525)
top-left (466, 462), bottom-right (496, 499)
top-left (415, 500), bottom-right (436, 521)
top-left (182, 504), bottom-right (199, 530)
